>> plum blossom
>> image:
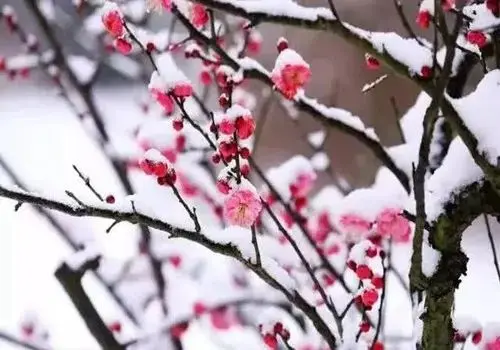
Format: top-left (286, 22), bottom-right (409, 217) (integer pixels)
top-left (114, 38), bottom-right (132, 54)
top-left (290, 172), bottom-right (316, 198)
top-left (365, 53), bottom-right (380, 70)
top-left (487, 337), bottom-right (500, 350)
top-left (247, 30), bottom-right (263, 55)
top-left (223, 188), bottom-right (262, 227)
top-left (339, 213), bottom-right (372, 238)
top-left (101, 5), bottom-right (123, 37)
top-left (189, 4), bottom-right (209, 27)
top-left (271, 48), bottom-right (311, 99)
top-left (148, 71), bottom-right (193, 113)
top-left (466, 31), bottom-right (488, 48)
top-left (375, 208), bottom-right (411, 243)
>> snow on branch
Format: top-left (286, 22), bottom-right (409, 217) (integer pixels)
top-left (0, 182), bottom-right (337, 346)
top-left (173, 6), bottom-right (410, 192)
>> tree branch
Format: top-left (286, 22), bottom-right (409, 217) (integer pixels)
top-left (172, 5), bottom-right (410, 192)
top-left (55, 260), bottom-right (125, 350)
top-left (184, 0), bottom-right (500, 196)
top-left (0, 183), bottom-right (336, 349)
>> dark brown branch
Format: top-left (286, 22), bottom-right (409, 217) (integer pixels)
top-left (251, 225), bottom-right (261, 266)
top-left (55, 261), bottom-right (125, 350)
top-left (389, 96), bottom-right (405, 144)
top-left (392, 0), bottom-right (425, 46)
top-left (171, 184), bottom-right (201, 232)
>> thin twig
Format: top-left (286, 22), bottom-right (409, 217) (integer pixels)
top-left (326, 0), bottom-right (340, 21)
top-left (251, 225), bottom-right (261, 266)
top-left (0, 331), bottom-right (49, 350)
top-left (171, 184), bottom-right (201, 232)
top-left (392, 0), bottom-right (425, 46)
top-left (261, 200), bottom-right (343, 337)
top-left (389, 96), bottom-right (405, 144)
top-left (72, 165), bottom-right (104, 202)
top-left (484, 214), bottom-right (500, 284)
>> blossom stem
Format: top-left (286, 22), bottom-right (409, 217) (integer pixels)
top-left (251, 225), bottom-right (261, 266)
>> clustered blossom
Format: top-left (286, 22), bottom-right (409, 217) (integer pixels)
top-left (148, 71), bottom-right (193, 115)
top-left (259, 322), bottom-right (290, 349)
top-left (139, 148), bottom-right (177, 185)
top-left (487, 337), bottom-right (500, 349)
top-left (466, 30), bottom-right (488, 48)
top-left (210, 102), bottom-right (261, 227)
top-left (338, 207), bottom-right (411, 244)
top-left (271, 40), bottom-right (311, 100)
top-left (101, 2), bottom-right (132, 54)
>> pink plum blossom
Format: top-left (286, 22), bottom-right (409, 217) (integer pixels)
top-left (223, 189), bottom-right (262, 227)
top-left (339, 213), bottom-right (372, 235)
top-left (487, 337), bottom-right (500, 350)
top-left (375, 208), bottom-right (411, 243)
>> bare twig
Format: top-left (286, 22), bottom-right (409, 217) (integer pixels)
top-left (72, 165), bottom-right (104, 202)
top-left (0, 331), bottom-right (49, 350)
top-left (484, 214), bottom-right (500, 285)
top-left (262, 200), bottom-right (343, 337)
top-left (251, 225), bottom-right (261, 266)
top-left (171, 184), bottom-right (201, 232)
top-left (389, 96), bottom-right (405, 144)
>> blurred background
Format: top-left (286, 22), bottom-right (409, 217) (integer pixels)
top-left (0, 1), bottom-right (494, 350)
top-left (0, 0), bottom-right (427, 188)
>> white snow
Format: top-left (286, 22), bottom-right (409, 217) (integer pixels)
top-left (463, 3), bottom-right (500, 32)
top-left (272, 48), bottom-right (309, 73)
top-left (66, 245), bottom-right (101, 271)
top-left (424, 138), bottom-right (483, 222)
top-left (299, 94), bottom-right (380, 142)
top-left (310, 152), bottom-right (329, 171)
top-left (307, 130), bottom-right (326, 148)
top-left (265, 155), bottom-right (316, 201)
top-left (68, 56), bottom-right (97, 85)
top-left (449, 70), bottom-right (500, 165)
top-left (199, 0), bottom-right (335, 21)
top-left (421, 231), bottom-right (440, 278)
